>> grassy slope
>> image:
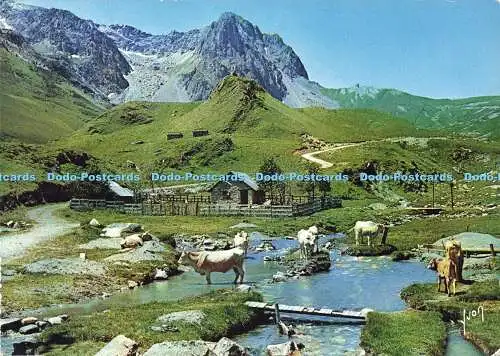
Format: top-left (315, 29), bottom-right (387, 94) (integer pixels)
top-left (321, 87), bottom-right (500, 138)
top-left (317, 138), bottom-right (500, 207)
top-left (55, 76), bottom-right (431, 177)
top-left (0, 48), bottom-right (103, 143)
top-left (361, 310), bottom-right (446, 356)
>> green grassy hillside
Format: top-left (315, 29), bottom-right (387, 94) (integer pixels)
top-left (58, 75), bottom-right (432, 175)
top-left (0, 48), bottom-right (103, 143)
top-left (321, 87), bottom-right (500, 138)
top-left (3, 75), bottom-right (497, 208)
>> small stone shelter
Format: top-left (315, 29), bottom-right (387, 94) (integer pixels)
top-left (208, 172), bottom-right (265, 205)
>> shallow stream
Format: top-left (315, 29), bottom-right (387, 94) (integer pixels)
top-left (1, 233), bottom-right (485, 355)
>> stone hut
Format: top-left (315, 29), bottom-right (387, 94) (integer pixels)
top-left (105, 181), bottom-right (135, 203)
top-left (208, 172), bottom-right (265, 205)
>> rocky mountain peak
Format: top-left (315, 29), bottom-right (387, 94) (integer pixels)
top-left (1, 0), bottom-right (131, 96)
top-left (198, 11), bottom-right (263, 57)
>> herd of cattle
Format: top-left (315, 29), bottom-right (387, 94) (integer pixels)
top-left (176, 221), bottom-right (395, 285)
top-left (112, 221), bottom-right (463, 298)
top-left (177, 226), bottom-right (322, 285)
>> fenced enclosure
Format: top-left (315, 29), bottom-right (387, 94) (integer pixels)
top-left (69, 195), bottom-right (342, 217)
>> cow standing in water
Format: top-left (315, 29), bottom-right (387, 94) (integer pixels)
top-left (351, 221), bottom-right (386, 246)
top-left (297, 226), bottom-right (319, 260)
top-left (177, 248), bottom-right (245, 284)
top-left (233, 231), bottom-right (249, 256)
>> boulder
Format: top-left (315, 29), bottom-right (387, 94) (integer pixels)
top-left (12, 337), bottom-right (42, 355)
top-left (150, 325), bottom-right (179, 333)
top-left (256, 241), bottom-right (276, 252)
top-left (47, 317), bottom-right (63, 325)
top-left (19, 324), bottom-right (40, 334)
top-left (95, 335), bottom-right (138, 356)
top-left (89, 218), bottom-right (101, 227)
top-left (272, 271), bottom-right (287, 283)
top-left (24, 258), bottom-right (107, 276)
top-left (105, 241), bottom-right (165, 263)
top-left (36, 321), bottom-right (50, 330)
top-left (236, 284), bottom-right (252, 293)
top-left (0, 317), bottom-right (21, 332)
top-left (266, 341), bottom-right (299, 356)
top-left (433, 232), bottom-right (500, 251)
top-left (101, 223), bottom-right (142, 238)
top-left (154, 269), bottom-right (168, 280)
top-left (79, 238), bottom-right (123, 250)
top-left (369, 203), bottom-right (387, 210)
top-left (213, 337), bottom-right (248, 356)
top-left (58, 314), bottom-right (69, 321)
top-left (143, 341), bottom-right (216, 356)
top-left (128, 280), bottom-right (138, 289)
top-left (21, 317), bottom-right (38, 325)
top-left (157, 310), bottom-right (206, 325)
top-left (6, 220), bottom-right (14, 227)
top-left (202, 239), bottom-right (216, 251)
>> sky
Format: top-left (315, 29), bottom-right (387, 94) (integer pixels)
top-left (19, 0), bottom-right (500, 99)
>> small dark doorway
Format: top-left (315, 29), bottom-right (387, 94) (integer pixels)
top-left (240, 190), bottom-right (248, 204)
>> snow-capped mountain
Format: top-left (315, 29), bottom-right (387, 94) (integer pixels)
top-left (100, 12), bottom-right (338, 107)
top-left (0, 0), bottom-right (131, 96)
top-left (0, 0), bottom-right (338, 107)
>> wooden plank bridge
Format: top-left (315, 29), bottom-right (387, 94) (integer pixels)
top-left (245, 301), bottom-right (367, 320)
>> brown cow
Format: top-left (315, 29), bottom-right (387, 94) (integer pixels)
top-left (177, 248), bottom-right (245, 284)
top-left (445, 239), bottom-right (464, 282)
top-left (427, 258), bottom-right (457, 296)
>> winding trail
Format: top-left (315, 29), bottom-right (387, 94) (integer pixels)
top-left (301, 137), bottom-right (448, 169)
top-left (0, 203), bottom-right (79, 262)
top-left (301, 142), bottom-right (366, 168)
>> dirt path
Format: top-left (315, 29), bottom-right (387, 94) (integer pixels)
top-left (0, 203), bottom-right (79, 262)
top-left (301, 137), bottom-right (448, 169)
top-left (301, 142), bottom-right (366, 168)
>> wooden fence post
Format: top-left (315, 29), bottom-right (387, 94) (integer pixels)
top-left (490, 244), bottom-right (496, 257)
top-left (381, 226), bottom-right (389, 245)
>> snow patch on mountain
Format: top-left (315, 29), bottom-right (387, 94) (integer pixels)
top-left (109, 49), bottom-right (198, 103)
top-left (0, 15), bottom-right (12, 29)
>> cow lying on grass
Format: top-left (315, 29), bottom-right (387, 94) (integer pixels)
top-left (427, 258), bottom-right (457, 296)
top-left (177, 247), bottom-right (245, 284)
top-left (120, 231), bottom-right (153, 249)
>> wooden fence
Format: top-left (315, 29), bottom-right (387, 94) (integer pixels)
top-left (69, 196), bottom-right (342, 217)
top-left (199, 204), bottom-right (294, 218)
top-left (69, 199), bottom-right (142, 214)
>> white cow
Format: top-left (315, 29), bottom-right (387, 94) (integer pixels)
top-left (297, 226), bottom-right (319, 260)
top-left (177, 247), bottom-right (245, 284)
top-left (233, 231), bottom-right (249, 255)
top-left (352, 221), bottom-right (385, 246)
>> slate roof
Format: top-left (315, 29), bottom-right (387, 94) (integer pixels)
top-left (207, 171), bottom-right (260, 191)
top-left (109, 181), bottom-right (134, 197)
